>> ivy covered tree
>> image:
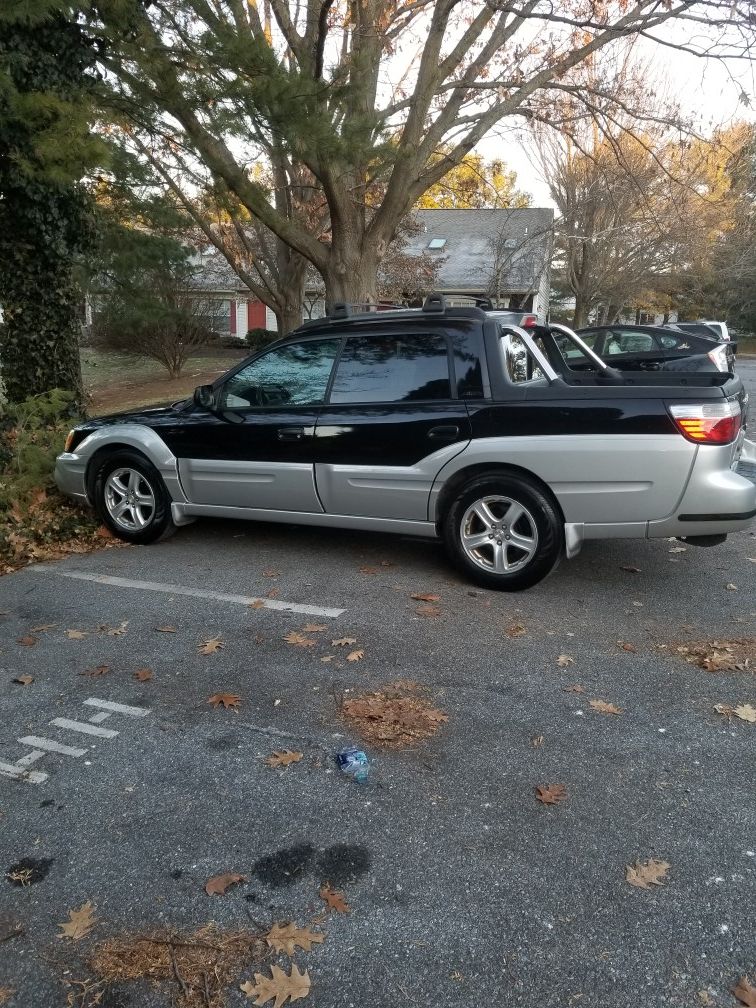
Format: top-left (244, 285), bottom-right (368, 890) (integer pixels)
top-left (0, 1), bottom-right (101, 410)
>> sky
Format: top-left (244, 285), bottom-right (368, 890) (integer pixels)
top-left (480, 38), bottom-right (756, 209)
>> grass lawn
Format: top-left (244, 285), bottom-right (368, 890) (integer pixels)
top-left (81, 348), bottom-right (247, 415)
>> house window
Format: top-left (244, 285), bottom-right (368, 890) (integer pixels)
top-left (204, 299), bottom-right (232, 333)
top-left (427, 238), bottom-right (447, 250)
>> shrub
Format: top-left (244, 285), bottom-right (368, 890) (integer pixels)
top-left (245, 327), bottom-right (278, 352)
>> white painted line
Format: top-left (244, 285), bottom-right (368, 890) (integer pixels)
top-left (15, 750), bottom-right (45, 768)
top-left (37, 569), bottom-right (345, 618)
top-left (0, 760), bottom-right (47, 784)
top-left (88, 711), bottom-right (112, 723)
top-left (84, 698), bottom-right (151, 718)
top-left (18, 736), bottom-right (87, 757)
top-left (50, 718), bottom-right (118, 739)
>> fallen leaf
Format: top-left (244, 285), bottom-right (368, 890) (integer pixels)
top-left (697, 990), bottom-right (715, 1006)
top-left (249, 599), bottom-right (266, 609)
top-left (12, 674), bottom-right (34, 686)
top-left (319, 884), bottom-right (350, 913)
top-left (262, 569), bottom-right (279, 577)
top-left (625, 858), bottom-right (670, 889)
top-left (556, 654), bottom-right (574, 667)
top-left (265, 922), bottom-right (325, 955)
top-left (283, 632), bottom-right (317, 648)
top-left (65, 629), bottom-right (88, 639)
top-left (58, 901), bottom-right (97, 940)
top-left (563, 684), bottom-right (586, 694)
top-left (727, 583), bottom-right (739, 591)
top-left (618, 641), bottom-right (637, 653)
top-left (320, 655), bottom-right (335, 663)
top-left (734, 703), bottom-right (756, 723)
top-left (240, 964), bottom-right (310, 1007)
top-left (411, 593), bottom-right (441, 602)
top-left (343, 683), bottom-right (447, 748)
top-left (155, 625), bottom-right (177, 633)
top-left (589, 698), bottom-right (624, 715)
top-left (669, 546), bottom-right (687, 553)
top-left (133, 668), bottom-right (153, 682)
top-left (267, 588), bottom-right (280, 599)
top-left (416, 604), bottom-right (441, 618)
top-left (620, 565), bottom-right (642, 574)
top-left (99, 621), bottom-right (128, 636)
top-left (207, 693), bottom-right (241, 710)
top-left (205, 872), bottom-right (247, 896)
top-left (714, 703), bottom-right (736, 720)
top-left (302, 624), bottom-right (327, 633)
top-left (332, 637), bottom-right (357, 647)
top-left (16, 635), bottom-right (37, 647)
top-left (359, 565), bottom-right (378, 575)
top-left (346, 649), bottom-right (364, 662)
top-left (0, 988), bottom-right (14, 1005)
top-left (531, 735), bottom-right (544, 748)
top-left (536, 783), bottom-right (567, 805)
top-left (198, 638), bottom-right (224, 654)
top-left (30, 623), bottom-right (57, 632)
top-left (264, 750), bottom-right (303, 768)
top-left (733, 976), bottom-right (756, 1007)
top-left (506, 623), bottom-right (527, 638)
top-left (78, 665), bottom-right (110, 678)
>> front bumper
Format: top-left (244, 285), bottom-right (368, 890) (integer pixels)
top-left (54, 453), bottom-right (89, 504)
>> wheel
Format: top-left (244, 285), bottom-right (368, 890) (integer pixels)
top-left (442, 473), bottom-right (563, 590)
top-left (92, 450), bottom-right (176, 545)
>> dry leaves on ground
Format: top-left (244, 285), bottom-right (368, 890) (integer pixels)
top-left (617, 641), bottom-right (637, 653)
top-left (319, 655), bottom-right (334, 663)
top-left (133, 668), bottom-right (153, 682)
top-left (415, 604), bottom-right (441, 618)
top-left (264, 923), bottom-right (324, 956)
top-left (556, 655), bottom-right (574, 668)
top-left (589, 699), bottom-right (624, 715)
top-left (205, 872), bottom-right (247, 896)
top-left (319, 885), bottom-right (350, 913)
top-left (16, 635), bottom-right (36, 646)
top-left (264, 751), bottom-right (303, 769)
top-left (78, 665), bottom-right (110, 678)
top-left (331, 637), bottom-right (357, 647)
top-left (359, 565), bottom-right (378, 575)
top-left (262, 570), bottom-right (279, 578)
top-left (531, 735), bottom-right (544, 748)
top-left (99, 621), bottom-right (128, 636)
top-left (0, 987), bottom-right (14, 1005)
top-left (714, 703), bottom-right (756, 723)
top-left (620, 565), bottom-right (642, 574)
top-left (249, 599), bottom-right (266, 609)
top-left (207, 693), bottom-right (242, 710)
top-left (506, 623), bottom-right (527, 638)
top-left (302, 624), bottom-right (327, 633)
top-left (563, 684), bottom-right (586, 694)
top-left (346, 649), bottom-right (364, 662)
top-left (535, 784), bottom-right (567, 805)
top-left (58, 901), bottom-right (97, 940)
top-left (65, 629), bottom-right (88, 640)
top-left (733, 977), bottom-right (756, 1008)
top-left (625, 858), bottom-right (671, 889)
top-left (283, 632), bottom-right (317, 648)
top-left (91, 924), bottom-right (265, 1008)
top-left (240, 964), bottom-right (310, 1007)
top-left (411, 593), bottom-right (441, 603)
top-left (12, 674), bottom-right (34, 686)
top-left (675, 639), bottom-right (756, 673)
top-left (342, 681), bottom-right (447, 748)
top-left (198, 638), bottom-right (224, 654)
top-left (30, 623), bottom-right (57, 632)
top-left (155, 625), bottom-right (177, 633)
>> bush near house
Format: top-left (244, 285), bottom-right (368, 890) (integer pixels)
top-left (245, 327), bottom-right (278, 352)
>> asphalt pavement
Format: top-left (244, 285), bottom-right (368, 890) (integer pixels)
top-left (1, 501), bottom-right (755, 1007)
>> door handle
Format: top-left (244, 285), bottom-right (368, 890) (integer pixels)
top-left (428, 425), bottom-right (460, 441)
top-left (277, 427), bottom-right (305, 441)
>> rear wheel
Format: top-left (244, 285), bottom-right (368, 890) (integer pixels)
top-left (443, 474), bottom-right (562, 590)
top-left (93, 450), bottom-right (176, 545)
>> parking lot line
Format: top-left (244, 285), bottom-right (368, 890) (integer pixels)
top-left (83, 698), bottom-right (151, 717)
top-left (49, 718), bottom-right (119, 739)
top-left (0, 760), bottom-right (47, 784)
top-left (32, 568), bottom-right (345, 618)
top-left (17, 736), bottom-right (87, 757)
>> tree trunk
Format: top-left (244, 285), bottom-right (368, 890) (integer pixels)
top-left (572, 292), bottom-right (590, 329)
top-left (322, 249), bottom-right (380, 310)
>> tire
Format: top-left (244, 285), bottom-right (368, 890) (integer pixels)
top-left (442, 473), bottom-right (563, 591)
top-left (92, 450), bottom-right (176, 545)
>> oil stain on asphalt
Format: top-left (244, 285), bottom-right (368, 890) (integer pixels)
top-left (252, 844), bottom-right (371, 888)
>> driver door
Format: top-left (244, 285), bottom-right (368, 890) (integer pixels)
top-left (171, 337), bottom-right (341, 510)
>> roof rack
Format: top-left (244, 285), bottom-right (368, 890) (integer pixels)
top-left (422, 293), bottom-right (446, 313)
top-left (328, 302), bottom-right (353, 319)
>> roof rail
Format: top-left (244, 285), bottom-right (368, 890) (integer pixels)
top-left (422, 293), bottom-right (446, 313)
top-left (328, 302), bottom-right (353, 319)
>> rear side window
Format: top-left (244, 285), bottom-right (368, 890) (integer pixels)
top-left (603, 330), bottom-right (657, 354)
top-left (329, 333), bottom-right (452, 404)
top-left (502, 333), bottom-right (546, 384)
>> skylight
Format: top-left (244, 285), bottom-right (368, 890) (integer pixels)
top-left (427, 238), bottom-right (447, 249)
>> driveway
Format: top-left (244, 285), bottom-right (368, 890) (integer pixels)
top-left (0, 514), bottom-right (754, 1007)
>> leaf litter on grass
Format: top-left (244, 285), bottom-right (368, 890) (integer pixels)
top-left (90, 924), bottom-right (266, 1008)
top-left (341, 680), bottom-right (448, 748)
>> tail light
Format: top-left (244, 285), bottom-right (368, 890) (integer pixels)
top-left (707, 345), bottom-right (730, 372)
top-left (521, 314), bottom-right (537, 328)
top-left (669, 400), bottom-right (741, 444)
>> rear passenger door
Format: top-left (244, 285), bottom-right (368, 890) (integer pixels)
top-left (314, 331), bottom-right (471, 520)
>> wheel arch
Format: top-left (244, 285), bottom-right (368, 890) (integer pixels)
top-left (85, 443), bottom-right (154, 499)
top-left (433, 462), bottom-right (566, 533)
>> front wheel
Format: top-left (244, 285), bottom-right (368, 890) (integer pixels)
top-left (443, 474), bottom-right (563, 590)
top-left (93, 450), bottom-right (176, 545)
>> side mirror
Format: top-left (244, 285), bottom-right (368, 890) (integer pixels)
top-left (193, 384), bottom-right (215, 410)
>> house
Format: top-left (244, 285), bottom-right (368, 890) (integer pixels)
top-left (183, 207), bottom-right (555, 336)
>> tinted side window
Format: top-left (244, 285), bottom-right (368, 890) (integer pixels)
top-left (329, 334), bottom-right (452, 404)
top-left (603, 330), bottom-right (657, 354)
top-left (220, 339), bottom-right (340, 409)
